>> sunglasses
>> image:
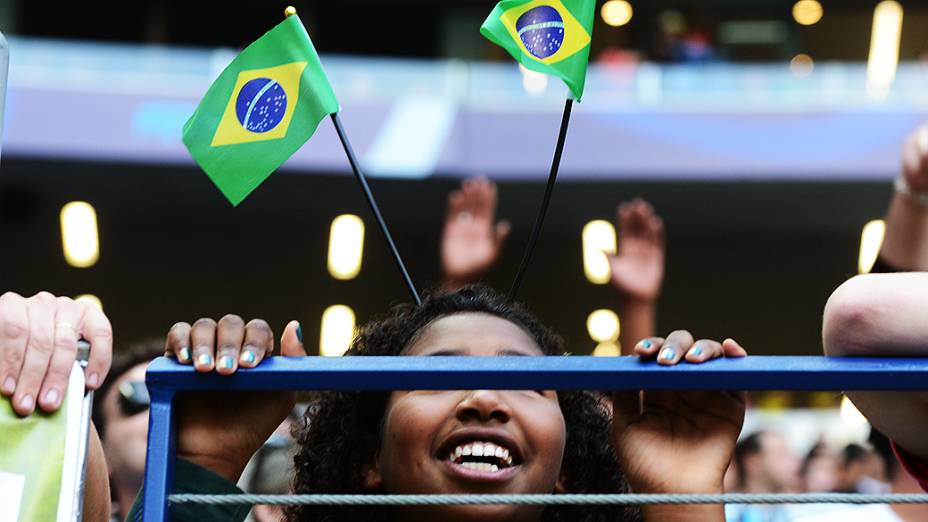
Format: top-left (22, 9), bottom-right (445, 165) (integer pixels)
top-left (117, 381), bottom-right (151, 417)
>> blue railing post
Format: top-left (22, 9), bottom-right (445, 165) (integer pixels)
top-left (142, 383), bottom-right (176, 522)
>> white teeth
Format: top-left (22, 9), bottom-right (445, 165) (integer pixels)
top-left (459, 462), bottom-right (501, 472)
top-left (447, 441), bottom-right (516, 467)
top-left (455, 446), bottom-right (463, 458)
top-left (502, 449), bottom-right (510, 461)
top-left (462, 445), bottom-right (472, 456)
top-left (473, 444), bottom-right (484, 457)
top-left (495, 446), bottom-right (504, 459)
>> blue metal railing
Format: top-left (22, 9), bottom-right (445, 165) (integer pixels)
top-left (142, 355), bottom-right (928, 521)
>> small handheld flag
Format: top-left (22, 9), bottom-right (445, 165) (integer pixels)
top-left (183, 14), bottom-right (339, 206)
top-left (481, 0), bottom-right (595, 100)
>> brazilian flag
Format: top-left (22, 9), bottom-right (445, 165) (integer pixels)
top-left (183, 15), bottom-right (339, 206)
top-left (481, 0), bottom-right (595, 101)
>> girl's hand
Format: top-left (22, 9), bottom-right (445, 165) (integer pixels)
top-left (612, 330), bottom-right (747, 496)
top-left (0, 291), bottom-right (112, 415)
top-left (166, 316), bottom-right (305, 482)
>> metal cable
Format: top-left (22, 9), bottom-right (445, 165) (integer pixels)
top-left (169, 493), bottom-right (928, 506)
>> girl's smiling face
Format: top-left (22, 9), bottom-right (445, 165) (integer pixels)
top-left (366, 312), bottom-right (567, 521)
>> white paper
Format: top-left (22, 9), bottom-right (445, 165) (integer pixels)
top-left (0, 469), bottom-right (25, 521)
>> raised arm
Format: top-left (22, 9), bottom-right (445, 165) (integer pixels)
top-left (822, 273), bottom-right (928, 461)
top-left (441, 177), bottom-right (510, 289)
top-left (880, 124), bottom-right (928, 270)
top-left (608, 199), bottom-right (665, 354)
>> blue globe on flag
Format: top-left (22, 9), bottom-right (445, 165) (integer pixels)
top-left (516, 6), bottom-right (565, 59)
top-left (235, 78), bottom-right (288, 133)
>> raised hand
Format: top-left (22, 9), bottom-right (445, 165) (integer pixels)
top-left (166, 317), bottom-right (306, 482)
top-left (613, 331), bottom-right (747, 498)
top-left (0, 291), bottom-right (113, 415)
top-left (902, 124), bottom-right (928, 193)
top-left (441, 177), bottom-right (511, 288)
top-left (608, 199), bottom-right (665, 302)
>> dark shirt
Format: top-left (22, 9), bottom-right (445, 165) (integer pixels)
top-left (126, 458), bottom-right (250, 522)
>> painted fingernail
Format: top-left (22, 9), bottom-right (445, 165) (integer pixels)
top-left (218, 355), bottom-right (235, 370)
top-left (2, 377), bottom-right (15, 395)
top-left (691, 346), bottom-right (703, 357)
top-left (196, 353), bottom-right (213, 367)
top-left (44, 388), bottom-right (60, 408)
top-left (240, 349), bottom-right (257, 365)
top-left (640, 340), bottom-right (652, 349)
top-left (661, 348), bottom-right (675, 361)
top-left (178, 347), bottom-right (191, 362)
top-left (19, 394), bottom-right (34, 411)
top-left (87, 372), bottom-right (99, 388)
top-left (296, 322), bottom-right (303, 344)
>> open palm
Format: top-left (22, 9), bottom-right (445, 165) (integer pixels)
top-left (441, 177), bottom-right (511, 286)
top-left (609, 199), bottom-right (665, 301)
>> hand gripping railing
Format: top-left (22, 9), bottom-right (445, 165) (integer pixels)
top-left (142, 355), bottom-right (928, 521)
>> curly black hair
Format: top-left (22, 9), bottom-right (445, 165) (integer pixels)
top-left (286, 285), bottom-right (640, 522)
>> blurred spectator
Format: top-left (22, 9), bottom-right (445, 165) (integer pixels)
top-left (440, 176), bottom-right (510, 290)
top-left (789, 430), bottom-right (928, 521)
top-left (837, 443), bottom-right (887, 494)
top-left (608, 198), bottom-right (665, 354)
top-left (92, 339), bottom-right (163, 521)
top-left (239, 409), bottom-right (300, 522)
top-left (726, 431), bottom-right (800, 521)
top-left (800, 443), bottom-right (840, 493)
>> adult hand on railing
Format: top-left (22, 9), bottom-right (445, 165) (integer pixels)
top-left (612, 330), bottom-right (747, 520)
top-left (0, 291), bottom-right (113, 416)
top-left (441, 176), bottom-right (511, 289)
top-left (165, 316), bottom-right (306, 483)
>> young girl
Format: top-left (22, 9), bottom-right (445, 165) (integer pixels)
top-left (153, 285), bottom-right (747, 522)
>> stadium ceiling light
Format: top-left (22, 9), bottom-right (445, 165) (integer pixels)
top-left (601, 0), bottom-right (633, 27)
top-left (320, 304), bottom-right (356, 357)
top-left (582, 220), bottom-right (616, 284)
top-left (60, 202), bottom-right (99, 268)
top-left (792, 0), bottom-right (823, 26)
top-left (592, 341), bottom-right (621, 357)
top-left (327, 214), bottom-right (365, 280)
top-left (790, 53), bottom-right (814, 78)
top-left (858, 219), bottom-right (886, 274)
top-left (867, 0), bottom-right (903, 100)
top-left (587, 309), bottom-right (621, 343)
top-left (519, 64), bottom-right (548, 95)
top-left (74, 294), bottom-right (103, 311)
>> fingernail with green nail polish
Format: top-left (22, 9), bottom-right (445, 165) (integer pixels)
top-left (692, 346), bottom-right (703, 357)
top-left (179, 347), bottom-right (191, 362)
top-left (661, 348), bottom-right (675, 361)
top-left (196, 353), bottom-right (213, 367)
top-left (641, 340), bottom-right (652, 349)
top-left (240, 350), bottom-right (256, 365)
top-left (296, 323), bottom-right (303, 344)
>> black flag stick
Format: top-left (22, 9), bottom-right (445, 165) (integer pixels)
top-left (509, 98), bottom-right (574, 301)
top-left (330, 113), bottom-right (422, 305)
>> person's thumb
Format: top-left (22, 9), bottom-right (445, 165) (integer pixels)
top-left (281, 320), bottom-right (307, 357)
top-left (495, 221), bottom-right (512, 249)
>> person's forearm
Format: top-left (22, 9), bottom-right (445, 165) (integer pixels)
top-left (880, 193), bottom-right (928, 271)
top-left (642, 505), bottom-right (724, 521)
top-left (619, 298), bottom-right (657, 355)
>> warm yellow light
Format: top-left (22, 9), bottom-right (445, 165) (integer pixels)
top-left (790, 54), bottom-right (814, 78)
top-left (519, 64), bottom-right (548, 95)
top-left (327, 214), bottom-right (365, 280)
top-left (840, 396), bottom-right (869, 427)
top-left (592, 341), bottom-right (621, 357)
top-left (867, 1), bottom-right (903, 100)
top-left (587, 309), bottom-right (621, 343)
top-left (60, 202), bottom-right (99, 268)
top-left (582, 220), bottom-right (617, 284)
top-left (792, 0), bottom-right (823, 26)
top-left (320, 305), bottom-right (356, 357)
top-left (858, 219), bottom-right (886, 274)
top-left (601, 0), bottom-right (633, 27)
top-left (74, 294), bottom-right (103, 311)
